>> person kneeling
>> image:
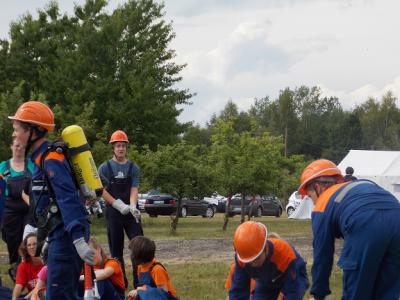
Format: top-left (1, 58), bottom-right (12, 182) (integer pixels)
top-left (229, 221), bottom-right (309, 300)
top-left (79, 238), bottom-right (125, 300)
top-left (127, 236), bottom-right (179, 300)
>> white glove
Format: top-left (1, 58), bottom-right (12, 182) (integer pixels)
top-left (130, 205), bottom-right (141, 222)
top-left (73, 237), bottom-right (95, 266)
top-left (112, 199), bottom-right (130, 215)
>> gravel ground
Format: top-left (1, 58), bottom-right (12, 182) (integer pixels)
top-left (1, 237), bottom-right (343, 265)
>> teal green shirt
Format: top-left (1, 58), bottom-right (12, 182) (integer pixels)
top-left (0, 159), bottom-right (35, 197)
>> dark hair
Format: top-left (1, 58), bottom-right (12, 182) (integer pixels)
top-left (345, 166), bottom-right (354, 175)
top-left (19, 233), bottom-right (38, 261)
top-left (129, 236), bottom-right (155, 265)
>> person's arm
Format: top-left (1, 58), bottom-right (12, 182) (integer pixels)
top-left (45, 156), bottom-right (93, 265)
top-left (228, 257), bottom-right (251, 300)
top-left (102, 189), bottom-right (117, 205)
top-left (130, 187), bottom-right (139, 206)
top-left (151, 269), bottom-right (169, 292)
top-left (12, 284), bottom-right (24, 300)
top-left (30, 278), bottom-right (45, 300)
top-left (310, 212), bottom-right (335, 300)
top-left (21, 190), bottom-right (29, 205)
top-left (93, 266), bottom-right (115, 281)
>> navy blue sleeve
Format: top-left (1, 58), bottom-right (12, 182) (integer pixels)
top-left (310, 211), bottom-right (335, 299)
top-left (131, 163), bottom-right (140, 188)
top-left (229, 256), bottom-right (251, 300)
top-left (98, 162), bottom-right (110, 188)
top-left (44, 158), bottom-right (89, 241)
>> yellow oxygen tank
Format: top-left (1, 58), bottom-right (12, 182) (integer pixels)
top-left (61, 125), bottom-right (103, 199)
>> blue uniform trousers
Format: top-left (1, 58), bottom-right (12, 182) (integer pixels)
top-left (338, 209), bottom-right (400, 300)
top-left (46, 229), bottom-right (83, 300)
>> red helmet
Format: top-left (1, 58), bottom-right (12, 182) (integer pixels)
top-left (8, 101), bottom-right (55, 132)
top-left (298, 159), bottom-right (343, 195)
top-left (233, 221), bottom-right (268, 263)
top-left (109, 130), bottom-right (129, 144)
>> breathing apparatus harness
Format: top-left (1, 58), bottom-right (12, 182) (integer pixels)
top-left (33, 141), bottom-right (92, 230)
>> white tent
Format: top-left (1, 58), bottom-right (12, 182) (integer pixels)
top-left (338, 150), bottom-right (400, 201)
top-left (288, 197), bottom-right (314, 219)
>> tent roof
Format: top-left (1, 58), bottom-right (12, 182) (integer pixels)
top-left (338, 150), bottom-right (400, 177)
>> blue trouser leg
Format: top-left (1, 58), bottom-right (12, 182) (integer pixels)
top-left (339, 209), bottom-right (400, 300)
top-left (372, 210), bottom-right (400, 300)
top-left (46, 230), bottom-right (83, 300)
top-left (96, 279), bottom-right (124, 300)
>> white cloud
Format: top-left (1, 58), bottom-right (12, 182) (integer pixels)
top-left (2, 0), bottom-right (400, 126)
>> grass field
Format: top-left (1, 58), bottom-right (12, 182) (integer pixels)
top-left (1, 214), bottom-right (343, 299)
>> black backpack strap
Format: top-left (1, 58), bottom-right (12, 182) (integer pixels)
top-left (149, 261), bottom-right (166, 272)
top-left (3, 159), bottom-right (11, 177)
top-left (148, 262), bottom-right (177, 299)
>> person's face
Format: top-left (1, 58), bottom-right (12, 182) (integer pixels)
top-left (26, 236), bottom-right (37, 258)
top-left (249, 248), bottom-right (266, 268)
top-left (11, 141), bottom-right (25, 157)
top-left (113, 142), bottom-right (127, 159)
top-left (12, 121), bottom-right (30, 148)
top-left (306, 183), bottom-right (322, 204)
top-left (93, 247), bottom-right (102, 266)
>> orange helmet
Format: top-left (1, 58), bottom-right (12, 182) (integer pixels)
top-left (298, 159), bottom-right (343, 195)
top-left (233, 221), bottom-right (268, 263)
top-left (8, 101), bottom-right (55, 132)
top-left (109, 130), bottom-right (129, 144)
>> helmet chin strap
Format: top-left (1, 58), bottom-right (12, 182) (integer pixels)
top-left (25, 126), bottom-right (46, 157)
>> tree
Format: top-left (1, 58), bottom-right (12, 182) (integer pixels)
top-left (208, 117), bottom-right (290, 228)
top-left (138, 142), bottom-right (212, 232)
top-left (0, 0), bottom-right (192, 151)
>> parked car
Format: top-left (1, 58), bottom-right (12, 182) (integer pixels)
top-left (228, 193), bottom-right (283, 217)
top-left (138, 189), bottom-right (161, 211)
top-left (180, 198), bottom-right (215, 218)
top-left (203, 192), bottom-right (227, 213)
top-left (228, 194), bottom-right (263, 217)
top-left (260, 193), bottom-right (283, 217)
top-left (144, 193), bottom-right (177, 217)
top-left (144, 194), bottom-right (215, 218)
top-left (286, 191), bottom-right (302, 216)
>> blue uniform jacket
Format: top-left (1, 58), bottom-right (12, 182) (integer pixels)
top-left (230, 238), bottom-right (308, 300)
top-left (311, 179), bottom-right (400, 299)
top-left (31, 141), bottom-right (89, 241)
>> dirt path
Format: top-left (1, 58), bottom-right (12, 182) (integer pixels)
top-left (122, 236), bottom-right (342, 265)
top-left (0, 237), bottom-right (342, 265)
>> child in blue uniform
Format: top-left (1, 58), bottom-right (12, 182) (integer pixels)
top-left (127, 236), bottom-right (178, 300)
top-left (229, 221), bottom-right (309, 300)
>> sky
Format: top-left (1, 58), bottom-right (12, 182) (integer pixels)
top-left (1, 0), bottom-right (400, 126)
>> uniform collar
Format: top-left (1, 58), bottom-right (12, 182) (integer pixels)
top-left (31, 140), bottom-right (49, 166)
top-left (140, 258), bottom-right (157, 271)
top-left (266, 239), bottom-right (274, 260)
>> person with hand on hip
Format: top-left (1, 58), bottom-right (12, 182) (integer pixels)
top-left (98, 130), bottom-right (143, 287)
